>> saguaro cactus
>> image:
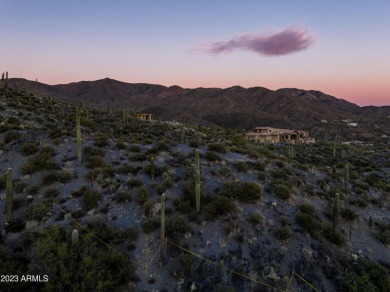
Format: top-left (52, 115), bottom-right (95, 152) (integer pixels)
top-left (195, 149), bottom-right (200, 172)
top-left (150, 156), bottom-right (155, 181)
top-left (76, 106), bottom-right (82, 162)
top-left (344, 163), bottom-right (350, 189)
top-left (6, 168), bottom-right (13, 221)
top-left (194, 170), bottom-right (201, 213)
top-left (160, 193), bottom-right (166, 260)
top-left (333, 142), bottom-right (337, 159)
top-left (181, 125), bottom-right (186, 143)
top-left (333, 193), bottom-right (339, 234)
top-left (72, 229), bottom-right (79, 247)
top-left (194, 149), bottom-right (201, 212)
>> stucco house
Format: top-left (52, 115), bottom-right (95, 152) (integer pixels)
top-left (245, 127), bottom-right (315, 144)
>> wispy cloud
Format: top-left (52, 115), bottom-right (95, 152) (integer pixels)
top-left (196, 28), bottom-right (315, 57)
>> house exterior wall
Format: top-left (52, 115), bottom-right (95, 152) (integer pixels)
top-left (245, 127), bottom-right (314, 144)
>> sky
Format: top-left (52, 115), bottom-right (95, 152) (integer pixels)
top-left (1, 0), bottom-right (389, 106)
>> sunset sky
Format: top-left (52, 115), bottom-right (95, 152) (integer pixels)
top-left (1, 1), bottom-right (389, 106)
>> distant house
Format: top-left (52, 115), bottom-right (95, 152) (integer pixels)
top-left (244, 127), bottom-right (315, 144)
top-left (134, 114), bottom-right (152, 121)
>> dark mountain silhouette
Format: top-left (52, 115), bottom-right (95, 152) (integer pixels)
top-left (9, 78), bottom-right (390, 132)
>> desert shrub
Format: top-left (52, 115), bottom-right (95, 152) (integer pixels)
top-left (21, 150), bottom-right (58, 174)
top-left (44, 188), bottom-right (60, 198)
top-left (279, 216), bottom-right (290, 226)
top-left (218, 166), bottom-right (231, 179)
top-left (136, 187), bottom-right (149, 204)
top-left (173, 197), bottom-right (192, 213)
top-left (341, 208), bottom-right (358, 221)
top-left (143, 163), bottom-right (168, 177)
top-left (116, 141), bottom-right (127, 149)
top-left (127, 227), bottom-right (139, 242)
top-left (189, 141), bottom-right (199, 148)
top-left (142, 218), bottom-right (159, 234)
top-left (120, 164), bottom-right (141, 175)
top-left (208, 143), bottom-right (227, 153)
top-left (41, 170), bottom-right (72, 185)
top-left (25, 200), bottom-right (52, 221)
top-left (82, 188), bottom-right (100, 211)
top-left (296, 212), bottom-right (323, 239)
top-left (238, 182), bottom-right (262, 202)
top-left (179, 253), bottom-right (197, 276)
top-left (129, 145), bottom-right (141, 152)
top-left (84, 146), bottom-right (104, 157)
top-left (298, 204), bottom-right (316, 216)
top-left (366, 173), bottom-right (380, 186)
top-left (341, 259), bottom-right (390, 292)
top-left (86, 156), bottom-right (106, 169)
top-left (249, 161), bottom-right (266, 171)
top-left (4, 130), bottom-right (21, 143)
top-left (166, 215), bottom-right (190, 241)
top-left (26, 185), bottom-right (40, 196)
top-left (128, 153), bottom-right (147, 161)
top-left (14, 180), bottom-right (27, 193)
top-left (115, 191), bottom-right (131, 203)
top-left (274, 227), bottom-right (292, 240)
top-left (247, 212), bottom-right (263, 225)
top-left (94, 136), bottom-right (109, 147)
top-left (220, 182), bottom-right (262, 203)
top-left (350, 198), bottom-right (368, 208)
top-left (323, 225), bottom-right (346, 246)
top-left (205, 151), bottom-right (221, 161)
top-left (126, 179), bottom-right (144, 188)
top-left (234, 162), bottom-right (249, 172)
top-left (376, 223), bottom-right (390, 245)
top-left (206, 197), bottom-right (236, 220)
top-left (20, 142), bottom-right (39, 156)
top-left (272, 183), bottom-right (292, 200)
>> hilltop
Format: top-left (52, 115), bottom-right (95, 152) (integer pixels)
top-left (1, 80), bottom-right (390, 291)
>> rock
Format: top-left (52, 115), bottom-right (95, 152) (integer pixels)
top-left (87, 209), bottom-right (95, 216)
top-left (351, 254), bottom-right (358, 260)
top-left (22, 175), bottom-right (31, 181)
top-left (302, 246), bottom-right (313, 258)
top-left (218, 239), bottom-right (226, 248)
top-left (206, 240), bottom-right (211, 246)
top-left (262, 267), bottom-right (280, 281)
top-left (25, 221), bottom-right (39, 230)
top-left (185, 232), bottom-right (192, 239)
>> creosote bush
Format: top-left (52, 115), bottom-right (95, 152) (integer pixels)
top-left (206, 197), bottom-right (236, 220)
top-left (20, 142), bottom-right (39, 156)
top-left (82, 188), bottom-right (100, 211)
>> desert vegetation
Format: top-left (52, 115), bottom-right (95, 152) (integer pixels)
top-left (0, 80), bottom-right (389, 291)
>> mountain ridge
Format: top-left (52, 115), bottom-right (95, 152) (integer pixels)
top-left (8, 78), bottom-right (390, 134)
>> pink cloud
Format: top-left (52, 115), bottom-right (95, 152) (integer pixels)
top-left (199, 28), bottom-right (315, 57)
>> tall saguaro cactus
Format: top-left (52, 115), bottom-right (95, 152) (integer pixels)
top-left (344, 163), bottom-right (350, 189)
top-left (6, 168), bottom-right (13, 222)
top-left (181, 125), bottom-right (186, 143)
top-left (160, 193), bottom-right (166, 260)
top-left (194, 149), bottom-right (201, 212)
top-left (72, 229), bottom-right (79, 248)
top-left (76, 106), bottom-right (82, 162)
top-left (333, 142), bottom-right (337, 159)
top-left (150, 156), bottom-right (155, 181)
top-left (333, 193), bottom-right (340, 234)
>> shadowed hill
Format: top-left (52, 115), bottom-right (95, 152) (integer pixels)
top-left (8, 78), bottom-right (390, 132)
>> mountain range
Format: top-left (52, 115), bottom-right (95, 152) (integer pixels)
top-left (8, 78), bottom-right (390, 137)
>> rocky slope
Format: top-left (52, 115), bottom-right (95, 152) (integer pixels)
top-left (1, 81), bottom-right (389, 291)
